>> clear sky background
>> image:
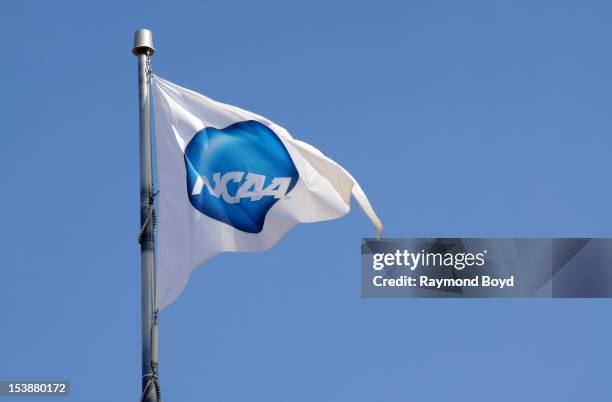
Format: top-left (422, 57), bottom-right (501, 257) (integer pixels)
top-left (1, 1), bottom-right (612, 401)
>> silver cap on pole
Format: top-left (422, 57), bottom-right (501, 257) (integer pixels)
top-left (132, 29), bottom-right (155, 55)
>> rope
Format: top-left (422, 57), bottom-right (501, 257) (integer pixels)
top-left (138, 51), bottom-right (161, 402)
top-left (139, 370), bottom-right (162, 402)
top-left (138, 191), bottom-right (158, 244)
top-left (139, 353), bottom-right (161, 402)
top-left (146, 53), bottom-right (153, 83)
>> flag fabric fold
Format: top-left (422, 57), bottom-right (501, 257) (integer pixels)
top-left (151, 75), bottom-right (382, 309)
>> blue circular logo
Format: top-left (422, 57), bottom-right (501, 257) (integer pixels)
top-left (184, 120), bottom-right (299, 233)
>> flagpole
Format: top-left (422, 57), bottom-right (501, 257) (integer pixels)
top-left (133, 29), bottom-right (159, 402)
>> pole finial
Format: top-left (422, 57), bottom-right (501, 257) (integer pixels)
top-left (133, 29), bottom-right (155, 56)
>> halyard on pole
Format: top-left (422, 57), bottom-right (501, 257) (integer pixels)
top-left (133, 28), bottom-right (160, 402)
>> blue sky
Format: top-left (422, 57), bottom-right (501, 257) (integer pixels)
top-left (1, 0), bottom-right (612, 401)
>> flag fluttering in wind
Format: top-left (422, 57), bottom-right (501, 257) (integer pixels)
top-left (151, 75), bottom-right (382, 309)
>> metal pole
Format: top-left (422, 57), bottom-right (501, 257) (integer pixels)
top-left (133, 29), bottom-right (158, 402)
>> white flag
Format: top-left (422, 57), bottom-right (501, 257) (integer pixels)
top-left (151, 75), bottom-right (382, 309)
